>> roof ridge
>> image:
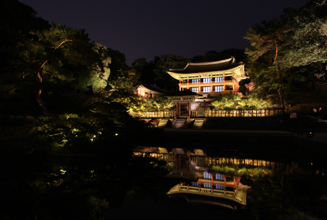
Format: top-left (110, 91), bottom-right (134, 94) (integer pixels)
top-left (188, 57), bottom-right (235, 66)
top-left (168, 57), bottom-right (235, 71)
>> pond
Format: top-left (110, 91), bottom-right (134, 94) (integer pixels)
top-left (1, 132), bottom-right (326, 220)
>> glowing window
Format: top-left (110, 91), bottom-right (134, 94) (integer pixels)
top-left (191, 182), bottom-right (199, 187)
top-left (215, 173), bottom-right (225, 181)
top-left (215, 86), bottom-right (224, 92)
top-left (203, 78), bottom-right (211, 83)
top-left (215, 184), bottom-right (225, 190)
top-left (191, 79), bottom-right (199, 84)
top-left (203, 183), bottom-right (211, 188)
top-left (215, 77), bottom-right (224, 82)
top-left (191, 87), bottom-right (199, 93)
top-left (203, 172), bottom-right (212, 179)
top-left (203, 86), bottom-right (211, 93)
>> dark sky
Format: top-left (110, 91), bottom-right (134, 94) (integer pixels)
top-left (19, 0), bottom-right (308, 65)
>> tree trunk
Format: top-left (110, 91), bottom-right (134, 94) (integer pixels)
top-left (36, 88), bottom-right (49, 115)
top-left (34, 39), bottom-right (73, 115)
top-left (274, 42), bottom-right (285, 112)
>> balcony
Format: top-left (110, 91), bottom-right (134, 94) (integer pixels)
top-left (179, 80), bottom-right (232, 87)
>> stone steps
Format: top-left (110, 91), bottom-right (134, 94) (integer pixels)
top-left (158, 119), bottom-right (169, 127)
top-left (193, 119), bottom-right (204, 129)
top-left (172, 119), bottom-right (186, 129)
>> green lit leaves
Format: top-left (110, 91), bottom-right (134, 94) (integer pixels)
top-left (211, 93), bottom-right (273, 110)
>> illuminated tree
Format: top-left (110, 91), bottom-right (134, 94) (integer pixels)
top-left (245, 18), bottom-right (290, 110)
top-left (245, 0), bottom-right (327, 108)
top-left (280, 0), bottom-right (327, 72)
top-left (0, 19), bottom-right (111, 115)
top-left (23, 24), bottom-right (111, 114)
top-left (143, 96), bottom-right (175, 112)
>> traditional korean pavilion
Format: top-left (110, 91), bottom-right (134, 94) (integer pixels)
top-left (133, 82), bottom-right (167, 99)
top-left (133, 58), bottom-right (249, 119)
top-left (166, 57), bottom-right (247, 97)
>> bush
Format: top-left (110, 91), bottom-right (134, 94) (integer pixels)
top-left (211, 92), bottom-right (273, 110)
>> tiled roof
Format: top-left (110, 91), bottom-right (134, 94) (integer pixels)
top-left (168, 57), bottom-right (242, 74)
top-left (165, 90), bottom-right (200, 97)
top-left (137, 82), bottom-right (167, 94)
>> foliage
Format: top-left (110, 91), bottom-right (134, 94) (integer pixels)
top-left (211, 165), bottom-right (274, 180)
top-left (132, 58), bottom-right (156, 84)
top-left (211, 93), bottom-right (274, 110)
top-left (153, 54), bottom-right (189, 91)
top-left (105, 48), bottom-right (129, 79)
top-left (191, 48), bottom-right (246, 63)
top-left (0, 1), bottom-right (148, 151)
top-left (0, 0), bottom-right (49, 74)
top-left (280, 0), bottom-right (327, 69)
top-left (244, 18), bottom-right (289, 109)
top-left (125, 95), bottom-right (175, 117)
top-left (211, 166), bottom-right (236, 176)
top-left (29, 113), bottom-right (113, 152)
top-left (142, 96), bottom-right (175, 112)
top-left (248, 173), bottom-right (319, 220)
top-left (0, 17), bottom-right (112, 115)
top-left (244, 0), bottom-right (327, 108)
top-left (131, 54), bottom-right (189, 92)
top-left (237, 167), bottom-right (274, 179)
top-left (108, 70), bottom-right (139, 92)
top-left (211, 93), bottom-right (241, 110)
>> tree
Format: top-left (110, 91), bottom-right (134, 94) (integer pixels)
top-left (0, 0), bottom-right (49, 71)
top-left (191, 49), bottom-right (246, 63)
top-left (143, 96), bottom-right (175, 112)
top-left (132, 58), bottom-right (155, 84)
top-left (153, 54), bottom-right (189, 91)
top-left (105, 48), bottom-right (129, 79)
top-left (280, 0), bottom-right (327, 71)
top-left (0, 20), bottom-right (111, 115)
top-left (245, 18), bottom-right (290, 110)
top-left (0, 0), bottom-right (50, 115)
top-left (244, 0), bottom-right (327, 108)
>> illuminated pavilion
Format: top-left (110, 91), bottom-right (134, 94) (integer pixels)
top-left (166, 57), bottom-right (247, 96)
top-left (133, 57), bottom-right (250, 119)
top-left (165, 57), bottom-right (248, 118)
top-left (133, 82), bottom-right (167, 99)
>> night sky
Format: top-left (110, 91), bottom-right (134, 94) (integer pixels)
top-left (19, 0), bottom-right (308, 65)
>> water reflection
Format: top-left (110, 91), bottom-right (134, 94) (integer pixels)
top-left (132, 146), bottom-right (289, 211)
top-left (2, 144), bottom-right (295, 220)
top-left (133, 146), bottom-right (288, 176)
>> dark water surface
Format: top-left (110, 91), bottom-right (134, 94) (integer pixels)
top-left (2, 131), bottom-right (326, 219)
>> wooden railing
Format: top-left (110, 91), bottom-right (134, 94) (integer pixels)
top-left (132, 109), bottom-right (283, 118)
top-left (130, 111), bottom-right (176, 118)
top-left (198, 109), bottom-right (283, 117)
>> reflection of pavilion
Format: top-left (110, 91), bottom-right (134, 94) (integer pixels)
top-left (132, 146), bottom-right (288, 209)
top-left (133, 146), bottom-right (286, 177)
top-left (167, 174), bottom-right (251, 209)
